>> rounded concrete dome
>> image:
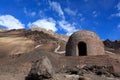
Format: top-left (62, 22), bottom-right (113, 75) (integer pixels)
top-left (66, 30), bottom-right (104, 56)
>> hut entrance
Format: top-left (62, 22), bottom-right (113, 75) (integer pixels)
top-left (78, 42), bottom-right (87, 56)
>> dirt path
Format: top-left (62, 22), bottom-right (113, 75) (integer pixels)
top-left (54, 44), bottom-right (65, 54)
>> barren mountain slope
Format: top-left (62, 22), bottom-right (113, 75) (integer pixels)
top-left (0, 29), bottom-right (120, 80)
top-left (0, 37), bottom-right (34, 56)
top-left (0, 29), bottom-right (64, 80)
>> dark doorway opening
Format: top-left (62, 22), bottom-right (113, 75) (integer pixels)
top-left (78, 42), bottom-right (87, 56)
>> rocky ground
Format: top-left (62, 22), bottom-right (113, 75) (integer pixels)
top-left (0, 29), bottom-right (120, 80)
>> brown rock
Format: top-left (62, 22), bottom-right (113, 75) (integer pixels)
top-left (25, 56), bottom-right (54, 80)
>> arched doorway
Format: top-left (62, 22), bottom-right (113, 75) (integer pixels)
top-left (78, 42), bottom-right (87, 56)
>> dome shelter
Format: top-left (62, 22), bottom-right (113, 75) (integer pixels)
top-left (66, 30), bottom-right (105, 56)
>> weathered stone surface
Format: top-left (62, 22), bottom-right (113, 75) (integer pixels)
top-left (66, 30), bottom-right (105, 56)
top-left (25, 56), bottom-right (54, 80)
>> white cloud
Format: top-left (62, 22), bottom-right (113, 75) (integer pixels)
top-left (117, 2), bottom-right (120, 11)
top-left (28, 18), bottom-right (57, 32)
top-left (23, 7), bottom-right (36, 17)
top-left (58, 20), bottom-right (78, 35)
top-left (49, 1), bottom-right (64, 19)
top-left (64, 8), bottom-right (77, 16)
top-left (92, 11), bottom-right (98, 17)
top-left (0, 15), bottom-right (24, 29)
top-left (111, 2), bottom-right (120, 17)
top-left (78, 13), bottom-right (85, 21)
top-left (111, 13), bottom-right (120, 17)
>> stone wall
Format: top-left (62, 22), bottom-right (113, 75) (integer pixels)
top-left (66, 30), bottom-right (105, 56)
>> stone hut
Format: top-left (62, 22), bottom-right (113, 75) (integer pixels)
top-left (66, 30), bottom-right (105, 56)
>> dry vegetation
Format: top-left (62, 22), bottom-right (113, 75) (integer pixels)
top-left (0, 37), bottom-right (34, 56)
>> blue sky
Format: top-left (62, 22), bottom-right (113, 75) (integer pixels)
top-left (0, 0), bottom-right (120, 40)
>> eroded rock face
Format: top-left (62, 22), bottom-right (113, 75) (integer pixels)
top-left (66, 30), bottom-right (105, 56)
top-left (104, 39), bottom-right (120, 50)
top-left (25, 56), bottom-right (54, 80)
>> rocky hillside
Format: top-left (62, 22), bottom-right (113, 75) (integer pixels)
top-left (104, 39), bottom-right (120, 50)
top-left (31, 26), bottom-right (69, 41)
top-left (0, 28), bottom-right (6, 32)
top-left (0, 29), bottom-right (120, 80)
top-left (103, 39), bottom-right (120, 55)
top-left (24, 30), bottom-right (57, 44)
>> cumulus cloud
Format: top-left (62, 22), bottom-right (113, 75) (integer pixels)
top-left (24, 7), bottom-right (36, 17)
top-left (58, 20), bottom-right (78, 35)
top-left (0, 15), bottom-right (24, 29)
top-left (48, 1), bottom-right (80, 34)
top-left (64, 8), bottom-right (77, 16)
top-left (28, 18), bottom-right (57, 32)
top-left (49, 1), bottom-right (64, 19)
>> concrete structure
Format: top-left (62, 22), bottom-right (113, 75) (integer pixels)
top-left (66, 30), bottom-right (105, 56)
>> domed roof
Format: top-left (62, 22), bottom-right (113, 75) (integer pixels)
top-left (66, 30), bottom-right (104, 56)
top-left (70, 30), bottom-right (100, 40)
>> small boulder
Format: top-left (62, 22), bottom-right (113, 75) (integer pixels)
top-left (25, 56), bottom-right (54, 80)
